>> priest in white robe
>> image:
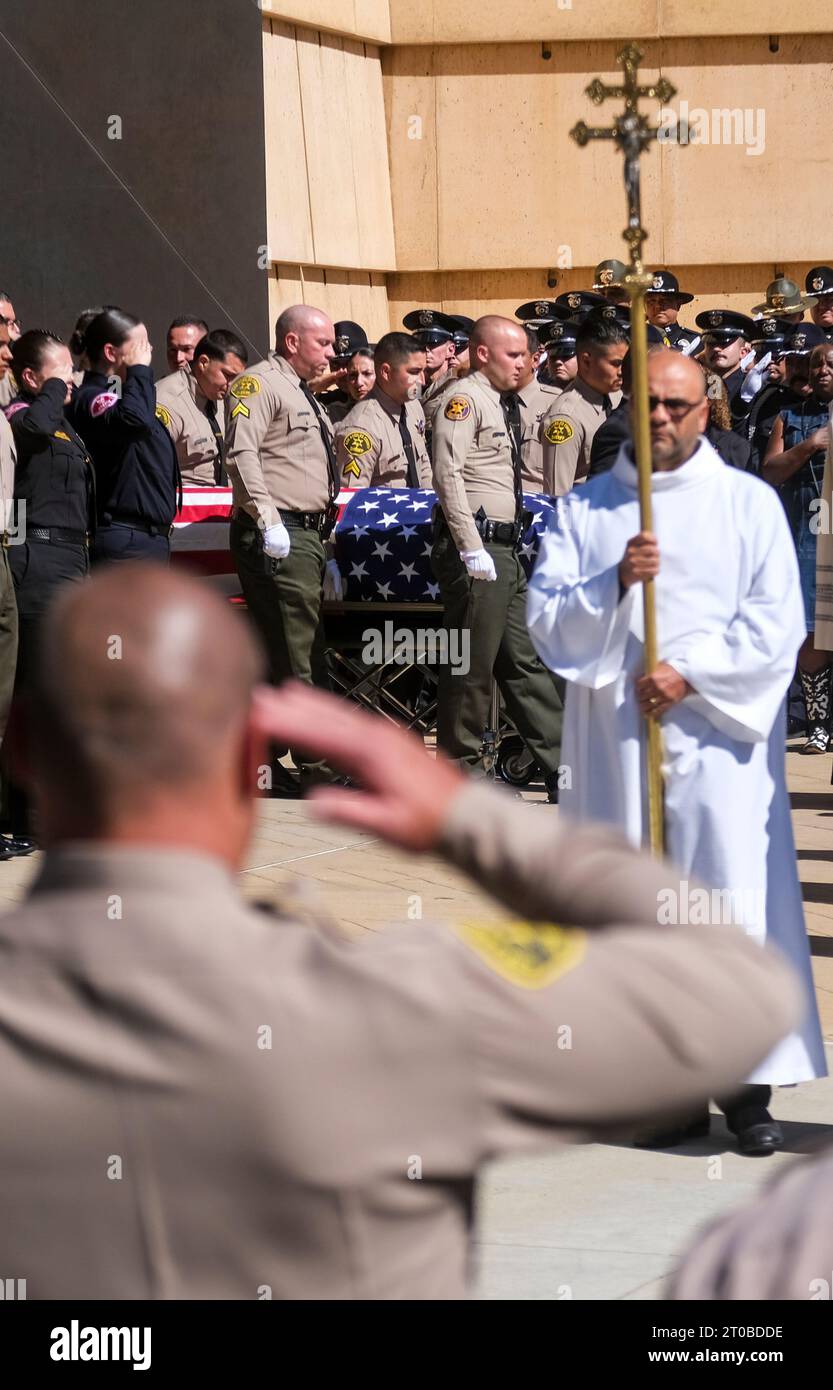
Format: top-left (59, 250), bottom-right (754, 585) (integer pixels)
top-left (528, 349), bottom-right (826, 1156)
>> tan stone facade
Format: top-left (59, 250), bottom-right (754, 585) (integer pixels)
top-left (261, 4), bottom-right (833, 330)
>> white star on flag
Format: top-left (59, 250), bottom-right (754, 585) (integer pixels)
top-left (379, 511), bottom-right (400, 528)
top-left (400, 525), bottom-right (418, 539)
top-left (424, 582), bottom-right (440, 599)
top-left (352, 524), bottom-right (369, 538)
top-left (359, 500), bottom-right (379, 512)
top-left (376, 581), bottom-right (393, 599)
top-left (399, 562), bottom-right (417, 580)
top-left (350, 561), bottom-right (368, 579)
top-left (409, 500), bottom-right (431, 511)
top-left (373, 541), bottom-right (391, 560)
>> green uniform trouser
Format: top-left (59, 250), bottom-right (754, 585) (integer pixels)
top-left (231, 518), bottom-right (329, 688)
top-left (431, 524), bottom-right (564, 775)
top-left (231, 518), bottom-right (331, 772)
top-left (0, 549), bottom-right (18, 744)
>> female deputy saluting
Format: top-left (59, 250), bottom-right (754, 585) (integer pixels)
top-left (70, 308), bottom-right (180, 563)
top-left (4, 329), bottom-right (95, 677)
top-left (1, 329), bottom-right (96, 853)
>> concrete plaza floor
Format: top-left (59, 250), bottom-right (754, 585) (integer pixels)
top-left (1, 735), bottom-right (832, 1300)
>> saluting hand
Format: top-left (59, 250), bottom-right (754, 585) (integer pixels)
top-left (252, 681), bottom-right (465, 851)
top-left (619, 531), bottom-right (660, 590)
top-left (121, 332), bottom-right (153, 369)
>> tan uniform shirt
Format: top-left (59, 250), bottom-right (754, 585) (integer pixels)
top-left (671, 1144), bottom-right (833, 1300)
top-left (334, 385), bottom-right (431, 488)
top-left (224, 354), bottom-right (333, 528)
top-left (155, 367), bottom-right (226, 486)
top-left (539, 377), bottom-right (623, 495)
top-left (431, 370), bottom-right (517, 553)
top-left (0, 782), bottom-right (798, 1299)
top-left (517, 376), bottom-right (564, 491)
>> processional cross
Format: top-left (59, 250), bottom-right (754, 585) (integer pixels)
top-left (570, 44), bottom-right (681, 856)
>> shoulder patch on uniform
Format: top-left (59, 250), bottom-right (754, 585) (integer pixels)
top-left (4, 401), bottom-right (28, 420)
top-left (342, 429), bottom-right (374, 457)
top-left (230, 375), bottom-right (261, 400)
top-left (155, 404), bottom-right (172, 428)
top-left (455, 918), bottom-right (586, 990)
top-left (90, 391), bottom-right (119, 418)
top-left (544, 417), bottom-right (574, 445)
top-left (444, 396), bottom-right (472, 421)
top-left (230, 401), bottom-right (250, 420)
top-left (53, 430), bottom-right (71, 441)
top-left (342, 458), bottom-right (361, 480)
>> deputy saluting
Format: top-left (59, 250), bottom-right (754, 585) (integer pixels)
top-left (0, 566), bottom-right (803, 1298)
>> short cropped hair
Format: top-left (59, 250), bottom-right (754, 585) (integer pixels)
top-left (374, 332), bottom-right (425, 370)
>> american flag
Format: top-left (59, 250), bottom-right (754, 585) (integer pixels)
top-left (335, 488), bottom-right (558, 601)
top-left (171, 486), bottom-right (558, 601)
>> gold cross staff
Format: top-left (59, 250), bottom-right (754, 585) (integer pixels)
top-left (570, 43), bottom-right (681, 858)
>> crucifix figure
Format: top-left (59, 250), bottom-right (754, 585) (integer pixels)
top-left (570, 43), bottom-right (676, 269)
top-left (568, 43), bottom-right (682, 855)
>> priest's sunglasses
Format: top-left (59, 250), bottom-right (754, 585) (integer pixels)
top-left (647, 394), bottom-right (705, 420)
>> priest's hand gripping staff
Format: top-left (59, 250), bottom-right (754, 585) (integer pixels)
top-left (571, 42), bottom-right (679, 857)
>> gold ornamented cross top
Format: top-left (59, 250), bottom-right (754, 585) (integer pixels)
top-left (570, 43), bottom-right (676, 269)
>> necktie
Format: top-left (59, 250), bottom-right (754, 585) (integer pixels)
top-left (602, 395), bottom-right (613, 417)
top-left (397, 407), bottom-right (421, 488)
top-left (299, 380), bottom-right (340, 499)
top-left (500, 391), bottom-right (525, 517)
top-left (204, 399), bottom-right (226, 486)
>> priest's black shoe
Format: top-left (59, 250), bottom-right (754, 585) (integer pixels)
top-left (732, 1114), bottom-right (783, 1157)
top-left (633, 1111), bottom-right (710, 1149)
top-left (544, 771), bottom-right (560, 804)
top-left (268, 763), bottom-right (301, 799)
top-left (2, 835), bottom-right (36, 857)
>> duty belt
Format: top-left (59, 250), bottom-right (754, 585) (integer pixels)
top-left (474, 514), bottom-right (520, 545)
top-left (28, 526), bottom-right (90, 546)
top-left (234, 508), bottom-right (333, 535)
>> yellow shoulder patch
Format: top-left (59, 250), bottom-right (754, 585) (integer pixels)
top-left (230, 401), bottom-right (250, 420)
top-left (455, 918), bottom-right (585, 990)
top-left (155, 405), bottom-right (172, 429)
top-left (230, 375), bottom-right (261, 400)
top-left (342, 458), bottom-right (361, 480)
top-left (53, 430), bottom-right (71, 442)
top-left (343, 429), bottom-right (374, 457)
top-left (444, 396), bottom-right (472, 422)
top-left (544, 417), bottom-right (574, 445)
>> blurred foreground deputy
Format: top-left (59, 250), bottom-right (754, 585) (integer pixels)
top-left (672, 1141), bottom-right (833, 1300)
top-left (0, 566), bottom-right (801, 1298)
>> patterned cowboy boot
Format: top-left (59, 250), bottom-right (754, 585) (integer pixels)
top-left (798, 666), bottom-right (832, 754)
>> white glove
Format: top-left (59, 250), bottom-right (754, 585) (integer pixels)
top-left (460, 547), bottom-right (497, 581)
top-left (263, 523), bottom-right (291, 559)
top-left (323, 558), bottom-right (343, 601)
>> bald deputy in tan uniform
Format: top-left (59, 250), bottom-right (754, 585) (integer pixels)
top-left (155, 329), bottom-right (247, 485)
top-left (516, 326), bottom-right (563, 490)
top-left (0, 565), bottom-right (800, 1299)
top-left (335, 333), bottom-right (432, 488)
top-left (540, 311), bottom-right (626, 494)
top-left (224, 306), bottom-right (342, 779)
top-left (430, 315), bottom-right (565, 798)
